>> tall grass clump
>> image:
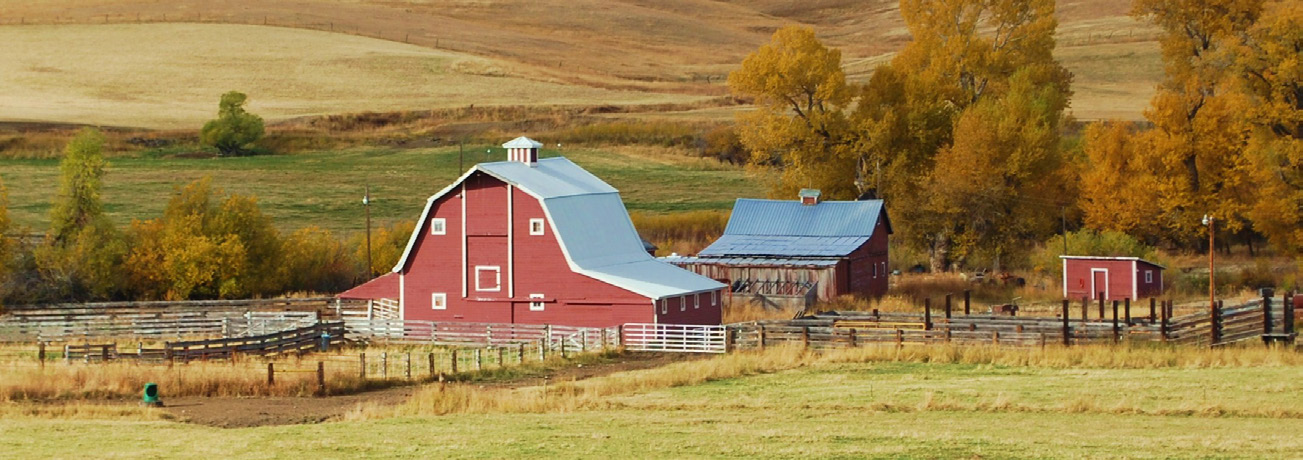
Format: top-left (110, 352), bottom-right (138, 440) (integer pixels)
top-left (630, 210), bottom-right (728, 256)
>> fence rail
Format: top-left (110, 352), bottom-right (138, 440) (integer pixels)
top-left (622, 323), bottom-right (726, 353)
top-left (342, 318), bottom-right (618, 352)
top-left (0, 311), bottom-right (318, 342)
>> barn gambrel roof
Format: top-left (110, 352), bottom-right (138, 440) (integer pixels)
top-left (393, 157), bottom-right (724, 300)
top-left (698, 198), bottom-right (891, 258)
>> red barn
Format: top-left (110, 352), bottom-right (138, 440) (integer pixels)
top-left (667, 190), bottom-right (891, 308)
top-left (1061, 256), bottom-right (1165, 301)
top-left (341, 137), bottom-right (725, 327)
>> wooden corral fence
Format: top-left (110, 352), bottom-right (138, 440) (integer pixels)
top-left (726, 291), bottom-right (1298, 351)
top-left (0, 298), bottom-right (331, 342)
top-left (56, 322), bottom-right (345, 363)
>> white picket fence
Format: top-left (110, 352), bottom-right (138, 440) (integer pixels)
top-left (620, 323), bottom-right (727, 353)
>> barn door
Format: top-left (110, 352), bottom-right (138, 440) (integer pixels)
top-left (1091, 269), bottom-right (1109, 300)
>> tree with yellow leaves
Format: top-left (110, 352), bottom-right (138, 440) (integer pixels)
top-left (861, 0), bottom-right (1073, 270)
top-left (1079, 122), bottom-right (1166, 241)
top-left (727, 26), bottom-right (860, 200)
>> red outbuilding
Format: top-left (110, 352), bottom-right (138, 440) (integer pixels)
top-left (340, 137), bottom-right (726, 327)
top-left (1061, 256), bottom-right (1165, 301)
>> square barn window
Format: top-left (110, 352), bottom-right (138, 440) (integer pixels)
top-left (430, 218), bottom-right (446, 235)
top-left (529, 294), bottom-right (545, 311)
top-left (475, 266), bottom-right (501, 292)
top-left (529, 218), bottom-right (545, 236)
top-left (431, 293), bottom-right (446, 310)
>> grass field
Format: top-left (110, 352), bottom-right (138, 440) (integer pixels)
top-left (0, 145), bottom-right (765, 234)
top-left (2, 345), bottom-right (1300, 458)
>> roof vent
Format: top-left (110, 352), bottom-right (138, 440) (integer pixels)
top-left (799, 188), bottom-right (821, 206)
top-left (503, 136), bottom-right (542, 166)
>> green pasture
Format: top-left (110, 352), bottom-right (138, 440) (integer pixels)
top-left (3, 360), bottom-right (1300, 458)
top-left (0, 146), bottom-right (763, 235)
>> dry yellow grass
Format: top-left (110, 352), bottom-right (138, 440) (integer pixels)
top-left (0, 23), bottom-right (702, 128)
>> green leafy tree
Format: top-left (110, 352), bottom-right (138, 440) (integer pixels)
top-left (200, 91), bottom-right (265, 156)
top-left (36, 128), bottom-right (126, 300)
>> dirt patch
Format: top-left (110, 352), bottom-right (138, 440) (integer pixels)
top-left (160, 352), bottom-right (702, 428)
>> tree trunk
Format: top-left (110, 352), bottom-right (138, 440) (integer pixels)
top-left (930, 233), bottom-right (951, 273)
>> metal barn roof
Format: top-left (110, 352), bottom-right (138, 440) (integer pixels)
top-left (663, 255), bottom-right (840, 267)
top-left (697, 198), bottom-right (889, 258)
top-left (392, 157), bottom-right (724, 300)
top-left (722, 198), bottom-right (888, 237)
top-left (1059, 255), bottom-right (1166, 269)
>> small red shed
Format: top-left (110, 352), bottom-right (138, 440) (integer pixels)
top-left (1061, 256), bottom-right (1165, 301)
top-left (341, 137), bottom-right (726, 327)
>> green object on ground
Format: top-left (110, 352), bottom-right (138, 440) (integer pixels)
top-left (142, 382), bottom-right (161, 406)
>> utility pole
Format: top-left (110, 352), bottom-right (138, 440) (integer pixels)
top-left (363, 185), bottom-right (373, 276)
top-left (1203, 214), bottom-right (1215, 325)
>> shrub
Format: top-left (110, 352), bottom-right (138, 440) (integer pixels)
top-left (200, 91), bottom-right (265, 156)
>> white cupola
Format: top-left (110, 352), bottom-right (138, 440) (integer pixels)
top-left (503, 136), bottom-right (543, 166)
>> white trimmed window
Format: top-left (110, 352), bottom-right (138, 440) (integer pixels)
top-left (711, 290), bottom-right (718, 306)
top-left (431, 293), bottom-right (446, 310)
top-left (872, 263), bottom-right (878, 278)
top-left (1145, 270), bottom-right (1153, 284)
top-left (430, 218), bottom-right (446, 235)
top-left (529, 294), bottom-right (545, 311)
top-left (693, 294), bottom-right (700, 309)
top-left (529, 218), bottom-right (545, 236)
top-left (680, 295), bottom-right (687, 312)
top-left (474, 266), bottom-right (501, 292)
top-left (660, 299), bottom-right (667, 314)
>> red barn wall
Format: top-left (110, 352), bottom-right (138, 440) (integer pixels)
top-left (655, 290), bottom-right (724, 325)
top-left (847, 221), bottom-right (889, 298)
top-left (1064, 259), bottom-right (1150, 301)
top-left (401, 173), bottom-right (720, 327)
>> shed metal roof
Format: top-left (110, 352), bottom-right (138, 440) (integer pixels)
top-left (392, 157), bottom-right (723, 300)
top-left (722, 198), bottom-right (888, 237)
top-left (663, 255), bottom-right (840, 267)
top-left (698, 235), bottom-right (869, 257)
top-left (1059, 255), bottom-right (1166, 269)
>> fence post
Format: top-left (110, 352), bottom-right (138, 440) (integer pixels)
top-left (802, 326), bottom-right (810, 349)
top-left (1061, 299), bottom-right (1071, 346)
top-left (1124, 298), bottom-right (1131, 325)
top-left (1160, 300), bottom-right (1170, 341)
top-left (1149, 298), bottom-right (1157, 323)
top-left (992, 330), bottom-right (999, 345)
top-left (498, 347), bottom-right (505, 368)
top-left (475, 348), bottom-right (482, 371)
top-left (518, 343), bottom-right (526, 364)
top-left (543, 325), bottom-right (552, 357)
top-left (1262, 289), bottom-right (1273, 339)
top-left (316, 361), bottom-right (325, 396)
top-left (1112, 300), bottom-right (1120, 344)
top-left (1082, 296), bottom-right (1088, 322)
top-left (923, 298), bottom-right (932, 330)
top-left (581, 330), bottom-right (588, 353)
top-left (359, 353), bottom-right (366, 379)
top-left (758, 324), bottom-right (766, 350)
top-left (560, 338), bottom-right (567, 359)
top-left (37, 342), bottom-right (45, 368)
top-left (428, 353), bottom-right (435, 378)
top-left (451, 349), bottom-right (458, 373)
top-left (964, 290), bottom-right (971, 315)
top-left (405, 352), bottom-right (412, 380)
top-left (1284, 291), bottom-right (1296, 339)
top-left (849, 328), bottom-right (858, 348)
top-left (1211, 300), bottom-right (1222, 346)
top-left (895, 329), bottom-right (903, 347)
top-left (945, 294), bottom-right (952, 320)
top-left (616, 324), bottom-right (624, 349)
top-left (64, 344), bottom-right (70, 364)
top-left (381, 352), bottom-right (388, 379)
top-left (267, 362), bottom-right (275, 386)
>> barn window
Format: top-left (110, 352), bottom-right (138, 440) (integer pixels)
top-left (680, 295), bottom-right (687, 312)
top-left (529, 293), bottom-right (545, 311)
top-left (693, 294), bottom-right (700, 309)
top-left (872, 263), bottom-right (878, 278)
top-left (430, 218), bottom-right (446, 235)
top-left (529, 218), bottom-right (545, 236)
top-left (660, 299), bottom-right (667, 314)
top-left (711, 290), bottom-right (718, 306)
top-left (431, 293), bottom-right (446, 310)
top-left (474, 266), bottom-right (501, 292)
top-left (1145, 270), bottom-right (1153, 284)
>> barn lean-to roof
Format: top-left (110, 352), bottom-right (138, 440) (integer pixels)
top-left (697, 198), bottom-right (891, 258)
top-left (393, 156), bottom-right (724, 300)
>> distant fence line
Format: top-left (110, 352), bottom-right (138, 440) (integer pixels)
top-left (0, 297), bottom-right (334, 342)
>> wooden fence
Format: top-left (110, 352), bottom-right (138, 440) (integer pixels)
top-left (55, 322), bottom-right (346, 363)
top-left (726, 292), bottom-right (1297, 351)
top-left (0, 311), bottom-right (319, 342)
